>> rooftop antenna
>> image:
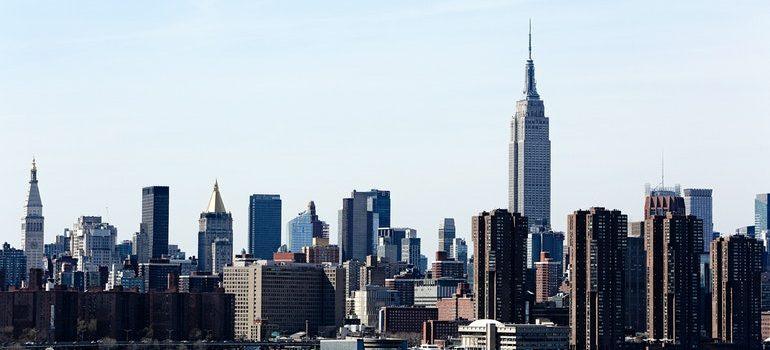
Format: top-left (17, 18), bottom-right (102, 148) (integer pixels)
top-left (528, 18), bottom-right (533, 60)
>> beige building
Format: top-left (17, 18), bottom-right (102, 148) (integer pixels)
top-left (459, 319), bottom-right (568, 350)
top-left (223, 257), bottom-right (344, 340)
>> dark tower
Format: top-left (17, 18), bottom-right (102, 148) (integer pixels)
top-left (472, 209), bottom-right (528, 323)
top-left (141, 186), bottom-right (169, 261)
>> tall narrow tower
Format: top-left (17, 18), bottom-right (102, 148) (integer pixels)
top-left (22, 158), bottom-right (45, 271)
top-left (509, 22), bottom-right (551, 230)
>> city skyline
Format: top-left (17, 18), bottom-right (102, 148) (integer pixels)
top-left (2, 1), bottom-right (769, 258)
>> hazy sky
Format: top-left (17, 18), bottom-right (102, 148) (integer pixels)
top-left (1, 1), bottom-right (768, 259)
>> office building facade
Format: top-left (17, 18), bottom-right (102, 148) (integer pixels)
top-left (339, 190), bottom-right (389, 261)
top-left (438, 218), bottom-right (456, 253)
top-left (248, 194), bottom-right (282, 259)
top-left (141, 186), bottom-right (169, 261)
top-left (684, 188), bottom-right (713, 252)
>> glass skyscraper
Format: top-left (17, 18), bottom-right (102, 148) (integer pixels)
top-left (248, 194), bottom-right (282, 259)
top-left (757, 194), bottom-right (770, 247)
top-left (684, 188), bottom-right (713, 252)
top-left (527, 230), bottom-right (564, 269)
top-left (141, 186), bottom-right (169, 261)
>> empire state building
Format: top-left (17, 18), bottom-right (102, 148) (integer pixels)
top-left (509, 24), bottom-right (551, 230)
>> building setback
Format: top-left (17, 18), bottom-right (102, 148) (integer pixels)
top-left (472, 209), bottom-right (528, 323)
top-left (141, 186), bottom-right (169, 261)
top-left (711, 235), bottom-right (763, 349)
top-left (248, 194), bottom-right (282, 259)
top-left (645, 213), bottom-right (702, 350)
top-left (568, 207), bottom-right (626, 350)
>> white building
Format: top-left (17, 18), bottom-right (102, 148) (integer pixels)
top-left (352, 285), bottom-right (400, 327)
top-left (21, 159), bottom-right (45, 270)
top-left (70, 216), bottom-right (117, 271)
top-left (509, 27), bottom-right (551, 230)
top-left (459, 319), bottom-right (568, 350)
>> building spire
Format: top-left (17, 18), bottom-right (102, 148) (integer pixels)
top-left (25, 158), bottom-right (42, 209)
top-left (528, 18), bottom-right (532, 60)
top-left (523, 20), bottom-right (539, 99)
top-left (206, 180), bottom-right (227, 213)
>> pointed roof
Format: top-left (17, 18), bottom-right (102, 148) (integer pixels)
top-left (25, 158), bottom-right (42, 209)
top-left (206, 180), bottom-right (227, 213)
top-left (523, 20), bottom-right (540, 100)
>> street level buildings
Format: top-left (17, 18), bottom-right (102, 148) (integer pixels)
top-left (22, 159), bottom-right (44, 271)
top-left (472, 209), bottom-right (528, 323)
top-left (568, 207), bottom-right (626, 350)
top-left (459, 319), bottom-right (568, 350)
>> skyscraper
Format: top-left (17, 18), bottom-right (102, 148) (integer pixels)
top-left (569, 207), bottom-right (626, 350)
top-left (534, 252), bottom-right (560, 303)
top-left (287, 201), bottom-right (327, 252)
top-left (644, 184), bottom-right (685, 219)
top-left (625, 229), bottom-right (647, 334)
top-left (198, 181), bottom-right (233, 273)
top-left (438, 218), bottom-right (456, 253)
top-left (22, 158), bottom-right (45, 271)
top-left (69, 216), bottom-right (118, 271)
top-left (684, 188), bottom-right (713, 252)
top-left (711, 235), bottom-right (764, 349)
top-left (645, 213), bottom-right (703, 350)
top-left (401, 231), bottom-right (421, 267)
top-left (472, 209), bottom-right (528, 323)
top-left (756, 194), bottom-right (770, 248)
top-left (338, 190), bottom-right (388, 261)
top-left (248, 194), bottom-right (282, 259)
top-left (450, 237), bottom-right (468, 264)
top-left (141, 186), bottom-right (169, 261)
top-left (527, 231), bottom-right (564, 269)
top-left (509, 25), bottom-right (551, 230)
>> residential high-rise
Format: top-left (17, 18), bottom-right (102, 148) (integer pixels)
top-left (211, 238), bottom-right (232, 275)
top-left (141, 186), bottom-right (169, 261)
top-left (684, 188), bottom-right (713, 252)
top-left (757, 194), bottom-right (770, 248)
top-left (534, 252), bottom-right (559, 303)
top-left (0, 242), bottom-right (27, 290)
top-left (287, 201), bottom-right (327, 252)
top-left (645, 213), bottom-right (703, 350)
top-left (472, 209), bottom-right (528, 323)
top-left (22, 158), bottom-right (45, 271)
top-left (132, 231), bottom-right (150, 263)
top-left (438, 218), bottom-right (456, 253)
top-left (625, 225), bottom-right (647, 334)
top-left (508, 26), bottom-right (551, 230)
top-left (197, 181), bottom-right (233, 273)
top-left (711, 235), bottom-right (763, 349)
top-left (527, 231), bottom-right (564, 269)
top-left (568, 207), bottom-right (626, 350)
top-left (69, 216), bottom-right (118, 271)
top-left (248, 194), bottom-right (282, 259)
top-left (339, 190), bottom-right (389, 261)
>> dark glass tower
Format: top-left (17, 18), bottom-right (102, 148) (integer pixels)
top-left (248, 194), bottom-right (282, 259)
top-left (141, 186), bottom-right (169, 261)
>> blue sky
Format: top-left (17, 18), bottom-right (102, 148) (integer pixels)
top-left (1, 0), bottom-right (768, 258)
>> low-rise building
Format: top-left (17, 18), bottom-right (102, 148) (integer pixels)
top-left (458, 319), bottom-right (568, 350)
top-left (379, 306), bottom-right (438, 334)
